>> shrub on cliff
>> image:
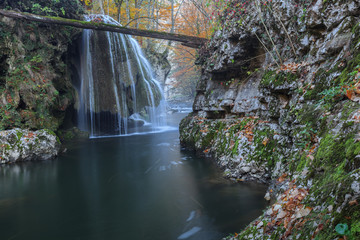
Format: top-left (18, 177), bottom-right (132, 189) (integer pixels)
top-left (0, 0), bottom-right (84, 19)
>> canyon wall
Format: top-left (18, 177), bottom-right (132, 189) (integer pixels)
top-left (180, 0), bottom-right (360, 238)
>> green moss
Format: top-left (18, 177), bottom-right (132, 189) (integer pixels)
top-left (313, 51), bottom-right (360, 110)
top-left (298, 104), bottom-right (321, 125)
top-left (315, 134), bottom-right (343, 165)
top-left (3, 144), bottom-right (11, 150)
top-left (330, 205), bottom-right (360, 239)
top-left (351, 220), bottom-right (360, 236)
top-left (16, 131), bottom-right (23, 139)
top-left (303, 131), bottom-right (360, 231)
top-left (314, 132), bottom-right (360, 170)
top-left (341, 101), bottom-right (359, 120)
top-left (260, 70), bottom-right (297, 88)
top-left (201, 129), bottom-right (216, 147)
top-left (57, 130), bottom-right (75, 141)
top-left (345, 137), bottom-right (360, 161)
top-left (231, 139), bottom-right (239, 156)
top-left (295, 153), bottom-right (309, 172)
top-left (248, 126), bottom-right (282, 169)
top-left (40, 129), bottom-right (60, 144)
top-left (303, 69), bottom-right (329, 101)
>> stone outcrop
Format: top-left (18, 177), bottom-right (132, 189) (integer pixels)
top-left (144, 45), bottom-right (171, 88)
top-left (0, 1), bottom-right (83, 131)
top-left (180, 0), bottom-right (360, 239)
top-left (0, 128), bottom-right (61, 164)
top-left (0, 0), bottom-right (84, 162)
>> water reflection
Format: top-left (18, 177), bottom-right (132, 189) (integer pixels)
top-left (0, 113), bottom-right (267, 240)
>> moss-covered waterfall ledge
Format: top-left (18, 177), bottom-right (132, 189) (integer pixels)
top-left (180, 0), bottom-right (360, 239)
top-left (0, 0), bottom-right (84, 163)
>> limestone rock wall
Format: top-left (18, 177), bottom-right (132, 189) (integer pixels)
top-left (0, 1), bottom-right (83, 131)
top-left (144, 45), bottom-right (171, 88)
top-left (180, 0), bottom-right (360, 238)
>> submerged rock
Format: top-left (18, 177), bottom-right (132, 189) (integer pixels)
top-left (0, 128), bottom-right (60, 164)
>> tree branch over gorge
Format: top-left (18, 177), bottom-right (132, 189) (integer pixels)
top-left (0, 9), bottom-right (208, 48)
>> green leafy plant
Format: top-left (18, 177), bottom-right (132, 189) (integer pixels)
top-left (60, 7), bottom-right (65, 16)
top-left (30, 55), bottom-right (42, 64)
top-left (31, 3), bottom-right (55, 15)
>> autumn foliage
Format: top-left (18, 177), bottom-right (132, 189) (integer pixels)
top-left (79, 0), bottom-right (215, 98)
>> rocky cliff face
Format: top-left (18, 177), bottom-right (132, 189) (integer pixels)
top-left (180, 0), bottom-right (360, 238)
top-left (144, 45), bottom-right (171, 88)
top-left (0, 1), bottom-right (84, 163)
top-left (0, 1), bottom-right (83, 132)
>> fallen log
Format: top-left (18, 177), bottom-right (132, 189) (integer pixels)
top-left (0, 9), bottom-right (208, 48)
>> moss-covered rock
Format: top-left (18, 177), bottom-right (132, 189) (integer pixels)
top-left (0, 0), bottom-right (84, 19)
top-left (0, 0), bottom-right (83, 131)
top-left (180, 0), bottom-right (360, 238)
top-left (0, 128), bottom-right (61, 164)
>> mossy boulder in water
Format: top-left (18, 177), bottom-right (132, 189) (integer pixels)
top-left (0, 128), bottom-right (60, 164)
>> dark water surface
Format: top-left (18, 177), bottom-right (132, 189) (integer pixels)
top-left (0, 113), bottom-right (267, 240)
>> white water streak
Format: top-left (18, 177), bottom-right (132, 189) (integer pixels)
top-left (77, 14), bottom-right (167, 137)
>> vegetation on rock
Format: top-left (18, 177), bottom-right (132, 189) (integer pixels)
top-left (180, 0), bottom-right (360, 239)
top-left (0, 0), bottom-right (85, 137)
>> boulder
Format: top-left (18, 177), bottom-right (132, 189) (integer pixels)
top-left (0, 128), bottom-right (60, 164)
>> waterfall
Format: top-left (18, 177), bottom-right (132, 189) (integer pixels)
top-left (75, 15), bottom-right (167, 138)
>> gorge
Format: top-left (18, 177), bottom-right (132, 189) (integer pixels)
top-left (0, 1), bottom-right (267, 240)
top-left (0, 0), bottom-right (360, 239)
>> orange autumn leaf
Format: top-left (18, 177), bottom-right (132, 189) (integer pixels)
top-left (278, 173), bottom-right (287, 183)
top-left (349, 199), bottom-right (358, 206)
top-left (346, 89), bottom-right (355, 100)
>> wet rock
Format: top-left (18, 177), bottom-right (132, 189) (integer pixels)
top-left (0, 128), bottom-right (60, 164)
top-left (264, 192), bottom-right (271, 201)
top-left (276, 209), bottom-right (287, 219)
top-left (240, 166), bottom-right (251, 173)
top-left (317, 33), bottom-right (352, 59)
top-left (294, 206), bottom-right (311, 219)
top-left (351, 181), bottom-right (360, 194)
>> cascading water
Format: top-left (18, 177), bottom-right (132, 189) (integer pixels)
top-left (75, 15), bottom-right (167, 138)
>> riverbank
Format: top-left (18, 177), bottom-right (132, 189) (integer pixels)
top-left (179, 0), bottom-right (360, 238)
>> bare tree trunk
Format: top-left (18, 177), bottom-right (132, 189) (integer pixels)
top-left (166, 0), bottom-right (175, 49)
top-left (170, 0), bottom-right (175, 34)
top-left (117, 5), bottom-right (121, 22)
top-left (126, 0), bottom-right (130, 23)
top-left (0, 9), bottom-right (207, 48)
top-left (99, 0), bottom-right (105, 14)
top-left (155, 0), bottom-right (160, 31)
top-left (115, 0), bottom-right (124, 23)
